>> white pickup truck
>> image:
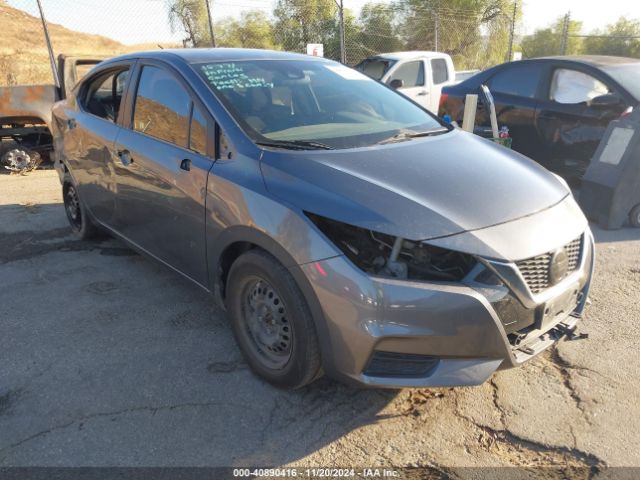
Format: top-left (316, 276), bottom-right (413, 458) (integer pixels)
top-left (354, 51), bottom-right (456, 113)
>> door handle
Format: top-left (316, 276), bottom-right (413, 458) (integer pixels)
top-left (117, 149), bottom-right (133, 166)
top-left (417, 91), bottom-right (428, 96)
top-left (180, 158), bottom-right (191, 171)
top-left (67, 118), bottom-right (77, 130)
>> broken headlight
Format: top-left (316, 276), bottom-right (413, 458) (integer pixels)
top-left (306, 213), bottom-right (476, 282)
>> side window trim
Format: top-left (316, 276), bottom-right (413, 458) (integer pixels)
top-left (127, 59), bottom-right (215, 159)
top-left (187, 100), bottom-right (195, 151)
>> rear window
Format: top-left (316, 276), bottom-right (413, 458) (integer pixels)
top-left (488, 64), bottom-right (543, 98)
top-left (431, 58), bottom-right (449, 85)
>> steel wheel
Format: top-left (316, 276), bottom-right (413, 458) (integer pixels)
top-left (64, 184), bottom-right (82, 231)
top-left (240, 276), bottom-right (293, 370)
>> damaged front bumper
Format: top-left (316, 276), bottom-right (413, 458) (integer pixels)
top-left (298, 228), bottom-right (594, 389)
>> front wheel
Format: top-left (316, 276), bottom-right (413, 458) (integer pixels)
top-left (226, 250), bottom-right (322, 388)
top-left (63, 176), bottom-right (100, 240)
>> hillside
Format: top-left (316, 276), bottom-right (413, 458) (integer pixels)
top-left (0, 1), bottom-right (176, 86)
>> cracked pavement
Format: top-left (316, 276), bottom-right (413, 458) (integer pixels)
top-left (1, 170), bottom-right (639, 471)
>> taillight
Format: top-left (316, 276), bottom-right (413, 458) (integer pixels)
top-left (621, 106), bottom-right (633, 118)
top-left (439, 93), bottom-right (449, 109)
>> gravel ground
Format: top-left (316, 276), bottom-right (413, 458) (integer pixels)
top-left (1, 170), bottom-right (639, 475)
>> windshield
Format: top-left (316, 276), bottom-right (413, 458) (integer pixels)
top-left (354, 58), bottom-right (396, 80)
top-left (602, 63), bottom-right (640, 101)
top-left (197, 59), bottom-right (443, 150)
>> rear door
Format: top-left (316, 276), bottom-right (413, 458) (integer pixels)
top-left (385, 60), bottom-right (430, 111)
top-left (535, 64), bottom-right (629, 177)
top-left (64, 63), bottom-right (132, 227)
top-left (113, 61), bottom-right (214, 286)
top-left (480, 62), bottom-right (545, 159)
top-left (427, 57), bottom-right (453, 113)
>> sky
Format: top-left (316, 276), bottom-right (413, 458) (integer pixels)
top-left (7, 0), bottom-right (640, 45)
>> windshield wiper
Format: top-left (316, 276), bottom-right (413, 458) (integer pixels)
top-left (256, 139), bottom-right (335, 150)
top-left (376, 127), bottom-right (449, 145)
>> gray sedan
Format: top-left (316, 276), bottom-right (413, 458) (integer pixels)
top-left (52, 49), bottom-right (594, 389)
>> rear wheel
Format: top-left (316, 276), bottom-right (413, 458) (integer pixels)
top-left (226, 250), bottom-right (322, 388)
top-left (63, 176), bottom-right (100, 239)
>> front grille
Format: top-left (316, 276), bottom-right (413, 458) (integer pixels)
top-left (516, 236), bottom-right (583, 294)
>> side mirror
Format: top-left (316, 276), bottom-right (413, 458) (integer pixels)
top-left (590, 93), bottom-right (622, 108)
top-left (389, 79), bottom-right (404, 90)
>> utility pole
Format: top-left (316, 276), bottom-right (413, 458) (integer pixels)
top-left (335, 0), bottom-right (346, 63)
top-left (560, 11), bottom-right (570, 55)
top-left (434, 4), bottom-right (439, 51)
top-left (205, 0), bottom-right (216, 47)
top-left (506, 0), bottom-right (517, 62)
top-left (36, 0), bottom-right (60, 89)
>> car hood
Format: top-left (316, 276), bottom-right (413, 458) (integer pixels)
top-left (260, 129), bottom-right (569, 240)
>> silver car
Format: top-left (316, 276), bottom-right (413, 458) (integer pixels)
top-left (52, 49), bottom-right (594, 389)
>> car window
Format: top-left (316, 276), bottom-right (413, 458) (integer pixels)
top-left (488, 64), bottom-right (542, 98)
top-left (198, 60), bottom-right (444, 150)
top-left (133, 66), bottom-right (190, 147)
top-left (82, 68), bottom-right (129, 122)
top-left (602, 63), bottom-right (640, 100)
top-left (550, 68), bottom-right (610, 104)
top-left (431, 58), bottom-right (449, 85)
top-left (388, 61), bottom-right (425, 88)
top-left (190, 104), bottom-right (207, 155)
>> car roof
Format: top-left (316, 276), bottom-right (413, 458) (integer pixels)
top-left (534, 55), bottom-right (640, 67)
top-left (374, 51), bottom-right (447, 61)
top-left (105, 48), bottom-right (326, 65)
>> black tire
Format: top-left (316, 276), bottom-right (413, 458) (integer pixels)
top-left (62, 175), bottom-right (100, 240)
top-left (630, 204), bottom-right (640, 228)
top-left (226, 249), bottom-right (322, 388)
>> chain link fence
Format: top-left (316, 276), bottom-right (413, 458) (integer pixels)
top-left (1, 0), bottom-right (639, 87)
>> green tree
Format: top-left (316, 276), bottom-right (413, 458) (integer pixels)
top-left (583, 18), bottom-right (640, 58)
top-left (521, 16), bottom-right (583, 58)
top-left (394, 0), bottom-right (517, 69)
top-left (216, 11), bottom-right (276, 49)
top-left (167, 0), bottom-right (211, 47)
top-left (273, 0), bottom-right (340, 59)
top-left (352, 2), bottom-right (402, 62)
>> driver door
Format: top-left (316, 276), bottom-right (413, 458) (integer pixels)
top-left (385, 60), bottom-right (430, 111)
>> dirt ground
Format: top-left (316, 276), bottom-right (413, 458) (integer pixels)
top-left (1, 170), bottom-right (639, 475)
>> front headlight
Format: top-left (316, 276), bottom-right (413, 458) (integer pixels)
top-left (305, 212), bottom-right (476, 282)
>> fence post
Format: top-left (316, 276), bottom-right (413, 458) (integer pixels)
top-left (205, 0), bottom-right (216, 47)
top-left (434, 5), bottom-right (439, 51)
top-left (336, 0), bottom-right (346, 63)
top-left (506, 0), bottom-right (517, 62)
top-left (560, 11), bottom-right (570, 55)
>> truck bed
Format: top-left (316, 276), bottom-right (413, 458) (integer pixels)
top-left (0, 84), bottom-right (57, 127)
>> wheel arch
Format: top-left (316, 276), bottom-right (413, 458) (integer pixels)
top-left (209, 225), bottom-right (336, 375)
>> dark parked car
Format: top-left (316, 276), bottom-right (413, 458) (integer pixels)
top-left (53, 49), bottom-right (594, 389)
top-left (439, 56), bottom-right (639, 180)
